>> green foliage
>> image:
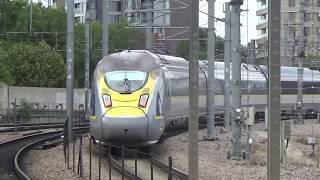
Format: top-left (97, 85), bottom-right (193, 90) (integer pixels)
top-left (175, 28), bottom-right (225, 60)
top-left (305, 55), bottom-right (320, 71)
top-left (6, 41), bottom-right (65, 87)
top-left (0, 2), bottom-right (143, 88)
top-left (73, 20), bottom-right (143, 87)
top-left (0, 1), bottom-right (67, 49)
top-left (18, 98), bottom-right (32, 122)
top-left (0, 0), bottom-right (29, 32)
top-left (176, 40), bottom-right (189, 60)
top-left (0, 45), bottom-right (14, 84)
top-left (109, 19), bottom-right (142, 53)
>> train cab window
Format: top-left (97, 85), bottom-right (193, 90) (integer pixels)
top-left (156, 55), bottom-right (169, 64)
top-left (105, 71), bottom-right (148, 93)
top-left (242, 64), bottom-right (248, 70)
top-left (160, 57), bottom-right (168, 64)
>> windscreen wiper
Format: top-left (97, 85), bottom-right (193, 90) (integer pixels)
top-left (120, 78), bottom-right (131, 94)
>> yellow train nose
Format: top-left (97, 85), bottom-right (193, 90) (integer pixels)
top-left (106, 106), bottom-right (145, 117)
top-left (101, 107), bottom-right (149, 142)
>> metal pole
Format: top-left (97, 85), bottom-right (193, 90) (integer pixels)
top-left (150, 158), bottom-right (154, 180)
top-left (134, 149), bottom-right (138, 179)
top-left (224, 2), bottom-right (231, 128)
top-left (80, 136), bottom-right (83, 177)
top-left (121, 145), bottom-right (125, 180)
top-left (89, 137), bottom-right (92, 180)
top-left (73, 138), bottom-right (75, 172)
top-left (85, 0), bottom-right (91, 122)
top-left (248, 40), bottom-right (256, 65)
top-left (206, 0), bottom-right (217, 140)
top-left (145, 0), bottom-right (153, 50)
top-left (168, 157), bottom-right (173, 180)
top-left (98, 140), bottom-right (101, 180)
top-left (296, 0), bottom-right (305, 124)
top-left (281, 22), bottom-right (289, 66)
top-left (14, 98), bottom-right (17, 132)
top-left (66, 0), bottom-right (75, 143)
top-left (189, 0), bottom-right (199, 178)
top-left (230, 0), bottom-right (243, 159)
top-left (268, 0), bottom-right (281, 179)
top-left (102, 0), bottom-right (109, 56)
top-left (108, 145), bottom-right (112, 180)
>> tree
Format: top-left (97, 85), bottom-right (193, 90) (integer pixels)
top-left (0, 1), bottom-right (67, 50)
top-left (6, 41), bottom-right (65, 87)
top-left (305, 55), bottom-right (320, 71)
top-left (176, 40), bottom-right (189, 60)
top-left (109, 19), bottom-right (142, 53)
top-left (175, 27), bottom-right (225, 60)
top-left (0, 45), bottom-right (14, 85)
top-left (0, 0), bottom-right (29, 32)
top-left (73, 20), bottom-right (143, 87)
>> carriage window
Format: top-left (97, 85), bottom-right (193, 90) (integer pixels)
top-left (105, 71), bottom-right (148, 93)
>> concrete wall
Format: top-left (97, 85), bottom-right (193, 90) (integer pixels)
top-left (0, 83), bottom-right (8, 110)
top-left (0, 86), bottom-right (87, 110)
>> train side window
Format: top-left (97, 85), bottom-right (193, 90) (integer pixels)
top-left (160, 57), bottom-right (169, 64)
top-left (242, 64), bottom-right (248, 70)
top-left (156, 54), bottom-right (169, 64)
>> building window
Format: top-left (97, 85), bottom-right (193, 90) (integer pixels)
top-left (261, 0), bottom-right (266, 6)
top-left (165, 0), bottom-right (170, 9)
top-left (117, 1), bottom-right (121, 12)
top-left (141, 13), bottom-right (147, 23)
top-left (289, 27), bottom-right (296, 38)
top-left (75, 3), bottom-right (80, 9)
top-left (304, 13), bottom-right (311, 22)
top-left (318, 0), bottom-right (320, 7)
top-left (288, 0), bottom-right (295, 7)
top-left (289, 12), bottom-right (296, 22)
top-left (304, 27), bottom-right (310, 37)
top-left (261, 28), bottom-right (267, 35)
top-left (165, 13), bottom-right (170, 24)
top-left (261, 14), bottom-right (267, 21)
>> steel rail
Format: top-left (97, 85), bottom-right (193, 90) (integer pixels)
top-left (108, 155), bottom-right (144, 180)
top-left (11, 127), bottom-right (88, 179)
top-left (150, 156), bottom-right (188, 180)
top-left (0, 123), bottom-right (89, 133)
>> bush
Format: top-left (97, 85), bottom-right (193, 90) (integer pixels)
top-left (18, 99), bottom-right (32, 122)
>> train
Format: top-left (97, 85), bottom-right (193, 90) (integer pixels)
top-left (90, 50), bottom-right (320, 146)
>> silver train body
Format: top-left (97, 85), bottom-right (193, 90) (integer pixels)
top-left (90, 50), bottom-right (320, 146)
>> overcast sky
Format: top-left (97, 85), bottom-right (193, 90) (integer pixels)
top-left (199, 0), bottom-right (258, 45)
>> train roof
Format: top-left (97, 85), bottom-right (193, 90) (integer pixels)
top-left (96, 50), bottom-right (210, 73)
top-left (96, 50), bottom-right (162, 72)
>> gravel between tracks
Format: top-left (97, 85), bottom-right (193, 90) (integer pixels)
top-left (152, 120), bottom-right (320, 180)
top-left (22, 120), bottom-right (320, 180)
top-left (22, 135), bottom-right (123, 180)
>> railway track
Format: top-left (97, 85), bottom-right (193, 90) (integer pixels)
top-left (105, 129), bottom-right (189, 180)
top-left (0, 130), bottom-right (63, 180)
top-left (0, 126), bottom-right (89, 180)
top-left (106, 147), bottom-right (188, 180)
top-left (0, 122), bottom-right (89, 133)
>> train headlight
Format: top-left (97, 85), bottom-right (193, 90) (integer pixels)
top-left (102, 94), bottom-right (112, 108)
top-left (138, 94), bottom-right (149, 108)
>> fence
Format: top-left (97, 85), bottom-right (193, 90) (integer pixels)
top-left (0, 100), bottom-right (86, 126)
